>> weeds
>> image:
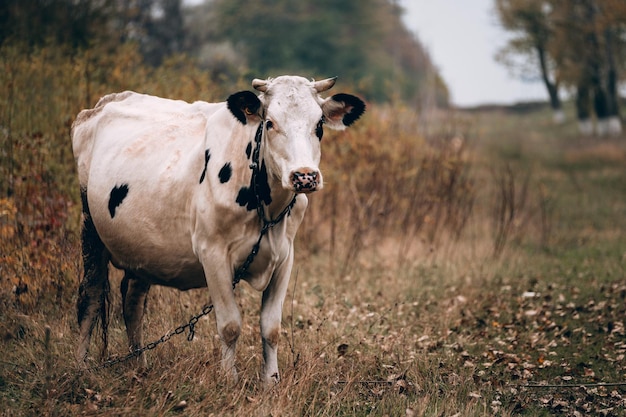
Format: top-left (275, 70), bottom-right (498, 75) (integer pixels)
top-left (1, 42), bottom-right (626, 416)
top-left (491, 163), bottom-right (530, 258)
top-left (299, 106), bottom-right (477, 276)
top-left (489, 161), bottom-right (558, 258)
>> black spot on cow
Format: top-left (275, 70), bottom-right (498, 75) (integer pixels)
top-left (199, 149), bottom-right (211, 184)
top-left (245, 142), bottom-right (252, 159)
top-left (316, 118), bottom-right (324, 140)
top-left (218, 162), bottom-right (232, 183)
top-left (236, 161), bottom-right (272, 211)
top-left (108, 184), bottom-right (129, 218)
top-left (236, 187), bottom-right (254, 210)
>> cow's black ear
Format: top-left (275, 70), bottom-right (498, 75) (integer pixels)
top-left (227, 91), bottom-right (262, 125)
top-left (322, 93), bottom-right (366, 130)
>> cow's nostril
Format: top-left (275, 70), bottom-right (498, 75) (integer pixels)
top-left (292, 171), bottom-right (317, 180)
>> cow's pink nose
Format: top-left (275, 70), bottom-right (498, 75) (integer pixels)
top-left (291, 169), bottom-right (320, 193)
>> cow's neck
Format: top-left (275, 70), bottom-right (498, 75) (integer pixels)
top-left (262, 185), bottom-right (297, 223)
top-left (251, 122), bottom-right (297, 222)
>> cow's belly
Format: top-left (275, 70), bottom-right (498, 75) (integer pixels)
top-left (100, 218), bottom-right (207, 289)
top-left (88, 179), bottom-right (208, 289)
top-left (100, 214), bottom-right (291, 292)
top-left (112, 255), bottom-right (207, 290)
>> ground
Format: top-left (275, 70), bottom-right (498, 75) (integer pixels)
top-left (2, 101), bottom-right (626, 416)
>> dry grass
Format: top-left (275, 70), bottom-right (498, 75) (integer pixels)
top-left (1, 239), bottom-right (501, 416)
top-left (2, 43), bottom-right (626, 416)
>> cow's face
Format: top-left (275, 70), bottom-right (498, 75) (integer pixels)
top-left (227, 76), bottom-right (365, 194)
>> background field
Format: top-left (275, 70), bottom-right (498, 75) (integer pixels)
top-left (1, 47), bottom-right (626, 416)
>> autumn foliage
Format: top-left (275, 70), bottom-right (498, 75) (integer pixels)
top-left (1, 41), bottom-right (626, 416)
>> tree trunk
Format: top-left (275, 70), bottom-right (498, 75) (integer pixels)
top-left (584, 0), bottom-right (611, 136)
top-left (604, 27), bottom-right (622, 135)
top-left (536, 44), bottom-right (564, 124)
top-left (576, 82), bottom-right (593, 136)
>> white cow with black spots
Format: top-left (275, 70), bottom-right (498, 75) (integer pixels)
top-left (72, 75), bottom-right (365, 384)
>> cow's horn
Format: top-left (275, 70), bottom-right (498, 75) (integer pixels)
top-left (252, 79), bottom-right (268, 92)
top-left (313, 77), bottom-right (337, 93)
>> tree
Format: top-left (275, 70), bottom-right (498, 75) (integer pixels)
top-left (186, 0), bottom-right (448, 105)
top-left (553, 0), bottom-right (625, 135)
top-left (121, 0), bottom-right (186, 66)
top-left (496, 0), bottom-right (626, 135)
top-left (0, 0), bottom-right (113, 49)
top-left (0, 0), bottom-right (187, 67)
top-left (495, 0), bottom-right (564, 123)
top-left (0, 0), bottom-right (449, 106)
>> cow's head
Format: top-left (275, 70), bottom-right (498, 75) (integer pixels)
top-left (227, 76), bottom-right (365, 194)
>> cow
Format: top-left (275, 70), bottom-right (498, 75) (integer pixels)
top-left (72, 75), bottom-right (365, 385)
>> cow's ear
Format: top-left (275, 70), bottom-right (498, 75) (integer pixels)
top-left (227, 91), bottom-right (262, 125)
top-left (321, 93), bottom-right (366, 130)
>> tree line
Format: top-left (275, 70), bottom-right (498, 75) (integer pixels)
top-left (0, 0), bottom-right (449, 107)
top-left (495, 0), bottom-right (626, 135)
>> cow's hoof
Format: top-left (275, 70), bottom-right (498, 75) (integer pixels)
top-left (262, 372), bottom-right (280, 389)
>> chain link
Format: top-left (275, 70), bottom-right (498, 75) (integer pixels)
top-left (96, 304), bottom-right (214, 370)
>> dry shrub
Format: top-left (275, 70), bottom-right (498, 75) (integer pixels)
top-left (488, 163), bottom-right (555, 257)
top-left (298, 105), bottom-right (475, 275)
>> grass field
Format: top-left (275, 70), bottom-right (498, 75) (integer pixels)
top-left (1, 54), bottom-right (626, 416)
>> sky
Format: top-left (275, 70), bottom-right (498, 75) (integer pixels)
top-left (399, 0), bottom-right (549, 107)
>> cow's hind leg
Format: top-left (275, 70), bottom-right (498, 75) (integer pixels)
top-left (76, 188), bottom-right (111, 363)
top-left (120, 272), bottom-right (151, 369)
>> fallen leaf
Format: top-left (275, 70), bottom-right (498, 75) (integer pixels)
top-left (337, 343), bottom-right (349, 357)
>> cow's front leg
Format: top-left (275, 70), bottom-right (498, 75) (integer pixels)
top-left (203, 265), bottom-right (242, 383)
top-left (260, 256), bottom-right (293, 386)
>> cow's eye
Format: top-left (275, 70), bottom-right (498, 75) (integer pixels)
top-left (265, 120), bottom-right (274, 130)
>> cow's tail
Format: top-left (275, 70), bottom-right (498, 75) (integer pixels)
top-left (76, 187), bottom-right (111, 362)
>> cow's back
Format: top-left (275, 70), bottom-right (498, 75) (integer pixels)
top-left (72, 92), bottom-right (220, 188)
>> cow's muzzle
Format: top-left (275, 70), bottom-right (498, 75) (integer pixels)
top-left (291, 169), bottom-right (321, 193)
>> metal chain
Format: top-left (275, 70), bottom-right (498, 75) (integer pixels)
top-left (233, 196), bottom-right (296, 285)
top-left (96, 304), bottom-right (214, 370)
top-left (94, 120), bottom-right (295, 371)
